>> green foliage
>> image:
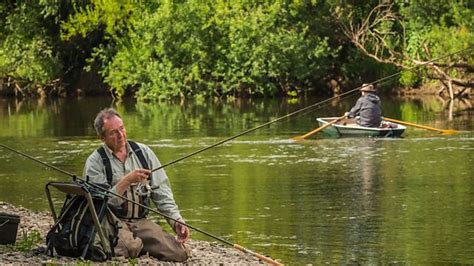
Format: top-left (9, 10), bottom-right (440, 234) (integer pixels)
top-left (400, 0), bottom-right (473, 67)
top-left (396, 1), bottom-right (474, 89)
top-left (11, 230), bottom-right (42, 252)
top-left (63, 0), bottom-right (336, 100)
top-left (399, 71), bottom-right (421, 87)
top-left (61, 0), bottom-right (136, 40)
top-left (0, 2), bottom-right (61, 88)
top-left (0, 0), bottom-right (472, 99)
top-left (336, 1), bottom-right (473, 91)
top-left (128, 257), bottom-right (139, 265)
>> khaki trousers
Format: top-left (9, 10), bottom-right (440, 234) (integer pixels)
top-left (114, 218), bottom-right (188, 262)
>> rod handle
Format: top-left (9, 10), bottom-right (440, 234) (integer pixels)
top-left (233, 244), bottom-right (283, 265)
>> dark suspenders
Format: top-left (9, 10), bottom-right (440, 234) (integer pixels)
top-left (128, 140), bottom-right (150, 170)
top-left (97, 140), bottom-right (150, 184)
top-left (97, 147), bottom-right (113, 184)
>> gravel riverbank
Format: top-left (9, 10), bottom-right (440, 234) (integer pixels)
top-left (0, 202), bottom-right (273, 265)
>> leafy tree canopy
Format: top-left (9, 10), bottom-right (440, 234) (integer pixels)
top-left (0, 0), bottom-right (472, 100)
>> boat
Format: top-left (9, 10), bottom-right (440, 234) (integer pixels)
top-left (316, 117), bottom-right (406, 137)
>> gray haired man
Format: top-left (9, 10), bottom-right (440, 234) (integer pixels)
top-left (83, 108), bottom-right (189, 261)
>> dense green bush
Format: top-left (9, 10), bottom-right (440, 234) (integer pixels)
top-left (62, 1), bottom-right (337, 100)
top-left (399, 0), bottom-right (474, 85)
top-left (0, 2), bottom-right (61, 94)
top-left (0, 0), bottom-right (472, 99)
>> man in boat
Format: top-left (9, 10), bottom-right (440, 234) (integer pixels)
top-left (345, 83), bottom-right (382, 127)
top-left (83, 108), bottom-right (189, 261)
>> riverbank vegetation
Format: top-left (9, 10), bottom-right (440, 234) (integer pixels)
top-left (0, 1), bottom-right (472, 100)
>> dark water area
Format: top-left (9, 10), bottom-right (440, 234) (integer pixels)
top-left (0, 95), bottom-right (473, 264)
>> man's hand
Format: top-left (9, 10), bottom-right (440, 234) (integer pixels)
top-left (127, 168), bottom-right (151, 183)
top-left (116, 168), bottom-right (151, 195)
top-left (174, 219), bottom-right (190, 243)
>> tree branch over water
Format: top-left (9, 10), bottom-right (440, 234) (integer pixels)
top-left (336, 2), bottom-right (474, 100)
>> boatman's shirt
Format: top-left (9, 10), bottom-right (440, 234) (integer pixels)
top-left (83, 141), bottom-right (182, 226)
top-left (348, 93), bottom-right (382, 127)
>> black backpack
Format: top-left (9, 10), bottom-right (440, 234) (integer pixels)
top-left (45, 182), bottom-right (118, 261)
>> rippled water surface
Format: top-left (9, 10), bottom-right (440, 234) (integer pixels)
top-left (0, 96), bottom-right (473, 264)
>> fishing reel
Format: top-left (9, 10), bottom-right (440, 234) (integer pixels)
top-left (136, 182), bottom-right (152, 197)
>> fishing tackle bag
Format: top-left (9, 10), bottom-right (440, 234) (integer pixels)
top-left (45, 183), bottom-right (118, 261)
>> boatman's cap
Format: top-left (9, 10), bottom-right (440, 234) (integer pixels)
top-left (360, 83), bottom-right (376, 92)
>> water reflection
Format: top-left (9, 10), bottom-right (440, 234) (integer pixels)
top-left (344, 139), bottom-right (381, 264)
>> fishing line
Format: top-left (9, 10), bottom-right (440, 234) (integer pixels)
top-left (150, 46), bottom-right (473, 173)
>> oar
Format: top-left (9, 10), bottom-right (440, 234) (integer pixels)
top-left (293, 115), bottom-right (347, 141)
top-left (383, 117), bottom-right (459, 135)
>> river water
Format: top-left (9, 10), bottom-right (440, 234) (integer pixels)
top-left (0, 95), bottom-right (473, 264)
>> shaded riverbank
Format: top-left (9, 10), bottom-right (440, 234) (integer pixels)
top-left (0, 202), bottom-right (271, 265)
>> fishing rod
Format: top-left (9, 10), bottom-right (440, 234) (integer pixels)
top-left (150, 46), bottom-right (474, 173)
top-left (0, 144), bottom-right (282, 265)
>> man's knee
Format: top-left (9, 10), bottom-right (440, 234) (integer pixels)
top-left (114, 223), bottom-right (144, 258)
top-left (169, 245), bottom-right (189, 262)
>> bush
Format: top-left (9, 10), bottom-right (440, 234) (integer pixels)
top-left (0, 2), bottom-right (61, 93)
